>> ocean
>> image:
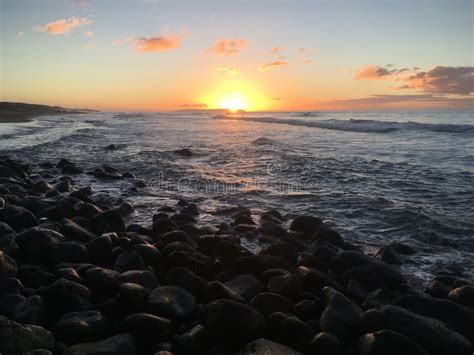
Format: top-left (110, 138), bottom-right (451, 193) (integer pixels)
top-left (1, 110), bottom-right (473, 283)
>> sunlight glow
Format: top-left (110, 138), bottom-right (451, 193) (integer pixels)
top-left (219, 94), bottom-right (247, 112)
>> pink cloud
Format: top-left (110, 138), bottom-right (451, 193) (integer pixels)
top-left (210, 39), bottom-right (247, 56)
top-left (216, 66), bottom-right (242, 76)
top-left (34, 17), bottom-right (92, 35)
top-left (112, 39), bottom-right (122, 46)
top-left (258, 60), bottom-right (288, 72)
top-left (299, 48), bottom-right (311, 64)
top-left (134, 35), bottom-right (183, 53)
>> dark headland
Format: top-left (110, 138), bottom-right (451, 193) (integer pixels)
top-left (0, 102), bottom-right (99, 123)
top-left (0, 155), bottom-right (473, 353)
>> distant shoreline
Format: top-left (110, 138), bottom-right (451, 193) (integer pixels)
top-left (0, 102), bottom-right (99, 124)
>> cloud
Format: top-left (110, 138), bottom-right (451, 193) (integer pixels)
top-left (398, 66), bottom-right (474, 95)
top-left (34, 16), bottom-right (92, 35)
top-left (112, 39), bottom-right (122, 46)
top-left (83, 41), bottom-right (95, 51)
top-left (355, 64), bottom-right (474, 95)
top-left (314, 94), bottom-right (474, 110)
top-left (134, 34), bottom-right (183, 52)
top-left (84, 30), bottom-right (94, 37)
top-left (258, 60), bottom-right (288, 72)
top-left (270, 47), bottom-right (284, 53)
top-left (298, 48), bottom-right (311, 64)
top-left (210, 39), bottom-right (247, 56)
top-left (216, 66), bottom-right (242, 76)
top-left (17, 32), bottom-right (24, 37)
top-left (180, 103), bottom-right (208, 109)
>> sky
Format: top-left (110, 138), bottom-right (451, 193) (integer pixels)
top-left (1, 0), bottom-right (473, 111)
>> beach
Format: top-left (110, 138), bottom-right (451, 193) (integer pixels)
top-left (0, 108), bottom-right (473, 354)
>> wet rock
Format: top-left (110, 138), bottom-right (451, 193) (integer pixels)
top-left (15, 227), bottom-right (64, 262)
top-left (146, 286), bottom-right (196, 321)
top-left (341, 267), bottom-right (384, 292)
top-left (126, 313), bottom-right (171, 340)
top-left (0, 294), bottom-right (24, 319)
top-left (114, 250), bottom-right (146, 273)
top-left (261, 241), bottom-right (297, 265)
top-left (173, 324), bottom-right (210, 354)
top-left (267, 273), bottom-right (302, 301)
top-left (289, 215), bottom-right (323, 236)
top-left (225, 274), bottom-right (264, 301)
top-left (52, 241), bottom-right (88, 264)
top-left (0, 316), bottom-right (54, 355)
top-left (91, 209), bottom-right (126, 234)
top-left (0, 277), bottom-right (25, 295)
top-left (394, 294), bottom-right (474, 344)
top-left (152, 217), bottom-right (178, 235)
top-left (162, 241), bottom-right (196, 255)
top-left (358, 329), bottom-right (428, 355)
top-left (30, 181), bottom-right (52, 194)
top-left (293, 299), bottom-right (323, 321)
top-left (105, 144), bottom-right (117, 150)
top-left (158, 230), bottom-right (197, 248)
top-left (307, 332), bottom-right (342, 355)
top-left (203, 299), bottom-right (266, 346)
top-left (0, 205), bottom-right (39, 231)
top-left (52, 311), bottom-right (111, 345)
top-left (297, 266), bottom-right (342, 294)
top-left (363, 288), bottom-right (399, 310)
top-left (202, 281), bottom-right (245, 303)
top-left (425, 279), bottom-right (452, 298)
top-left (250, 293), bottom-right (294, 317)
top-left (181, 203), bottom-right (199, 216)
top-left (84, 267), bottom-right (120, 301)
top-left (60, 218), bottom-right (96, 242)
top-left (63, 333), bottom-right (136, 355)
top-left (235, 255), bottom-right (291, 277)
top-left (86, 235), bottom-right (113, 261)
top-left (347, 278), bottom-right (369, 302)
top-left (319, 287), bottom-right (362, 345)
top-left (62, 164), bottom-right (84, 175)
top-left (0, 251), bottom-right (17, 279)
top-left (37, 279), bottom-right (91, 318)
top-left (133, 243), bottom-right (162, 270)
top-left (374, 245), bottom-right (403, 265)
top-left (359, 305), bottom-right (472, 355)
top-left (312, 227), bottom-right (344, 247)
top-left (233, 214), bottom-right (255, 226)
top-left (239, 338), bottom-right (303, 355)
top-left (54, 179), bottom-right (73, 193)
top-left (212, 239), bottom-right (252, 266)
top-left (267, 312), bottom-right (314, 351)
top-left (258, 221), bottom-right (288, 238)
top-left (0, 221), bottom-right (15, 237)
top-left (162, 267), bottom-right (207, 299)
top-left (14, 295), bottom-right (48, 326)
top-left (448, 285), bottom-right (474, 307)
top-left (261, 268), bottom-right (291, 284)
top-left (174, 148), bottom-right (193, 157)
top-left (166, 251), bottom-right (212, 279)
top-left (119, 270), bottom-right (158, 292)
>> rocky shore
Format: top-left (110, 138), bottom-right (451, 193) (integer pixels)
top-left (0, 155), bottom-right (473, 355)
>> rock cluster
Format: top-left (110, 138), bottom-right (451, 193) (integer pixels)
top-left (0, 156), bottom-right (473, 355)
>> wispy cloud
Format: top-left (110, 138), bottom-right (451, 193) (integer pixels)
top-left (34, 16), bottom-right (92, 35)
top-left (354, 64), bottom-right (411, 80)
top-left (216, 66), bottom-right (242, 76)
top-left (83, 41), bottom-right (95, 51)
top-left (298, 48), bottom-right (311, 64)
top-left (84, 30), bottom-right (94, 37)
top-left (17, 31), bottom-right (25, 37)
top-left (134, 34), bottom-right (183, 52)
top-left (209, 39), bottom-right (247, 56)
top-left (112, 39), bottom-right (122, 46)
top-left (258, 60), bottom-right (288, 72)
top-left (181, 103), bottom-right (208, 109)
top-left (270, 47), bottom-right (284, 53)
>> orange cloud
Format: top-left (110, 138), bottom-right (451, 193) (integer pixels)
top-left (216, 66), bottom-right (242, 76)
top-left (134, 35), bottom-right (183, 52)
top-left (354, 64), bottom-right (412, 80)
top-left (299, 48), bottom-right (311, 64)
top-left (270, 47), bottom-right (284, 53)
top-left (210, 39), bottom-right (247, 56)
top-left (258, 60), bottom-right (288, 72)
top-left (84, 30), bottom-right (94, 37)
top-left (112, 39), bottom-right (122, 46)
top-left (34, 17), bottom-right (92, 35)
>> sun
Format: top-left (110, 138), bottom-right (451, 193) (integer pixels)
top-left (219, 95), bottom-right (247, 112)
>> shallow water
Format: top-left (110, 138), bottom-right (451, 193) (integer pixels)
top-left (1, 110), bottom-right (473, 283)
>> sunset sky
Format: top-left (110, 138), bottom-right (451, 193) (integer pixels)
top-left (1, 0), bottom-right (473, 111)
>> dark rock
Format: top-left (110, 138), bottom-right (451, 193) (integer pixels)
top-left (181, 203), bottom-right (199, 216)
top-left (374, 245), bottom-right (403, 265)
top-left (119, 270), bottom-right (158, 292)
top-left (261, 268), bottom-right (291, 284)
top-left (146, 286), bottom-right (196, 321)
top-left (84, 267), bottom-right (120, 301)
top-left (359, 305), bottom-right (472, 355)
top-left (54, 179), bottom-right (73, 193)
top-left (105, 144), bottom-right (117, 150)
top-left (261, 241), bottom-right (297, 265)
top-left (14, 295), bottom-right (48, 326)
top-left (202, 281), bottom-right (245, 303)
top-left (297, 254), bottom-right (329, 274)
top-left (0, 276), bottom-right (25, 295)
top-left (363, 288), bottom-right (399, 310)
top-left (162, 267), bottom-right (207, 299)
top-left (0, 221), bottom-right (15, 237)
top-left (0, 251), bottom-right (17, 279)
top-left (162, 241), bottom-right (196, 255)
top-left (233, 214), bottom-right (255, 226)
top-left (225, 274), bottom-right (264, 301)
top-left (74, 202), bottom-right (103, 218)
top-left (250, 293), bottom-right (294, 317)
top-left (15, 227), bottom-right (64, 262)
top-left (166, 251), bottom-right (212, 279)
top-left (86, 235), bottom-right (113, 261)
top-left (358, 329), bottom-right (428, 355)
top-left (289, 215), bottom-right (323, 236)
top-left (307, 332), bottom-right (342, 355)
top-left (126, 312), bottom-right (171, 340)
top-left (235, 255), bottom-right (291, 277)
top-left (312, 227), bottom-right (344, 247)
top-left (341, 267), bottom-right (384, 292)
top-left (297, 266), bottom-right (342, 294)
top-left (0, 205), bottom-right (38, 231)
top-left (347, 278), bottom-right (368, 302)
top-left (0, 315), bottom-right (54, 355)
top-left (0, 294), bottom-right (24, 319)
top-left (62, 333), bottom-right (136, 355)
top-left (91, 209), bottom-right (125, 234)
top-left (133, 243), bottom-right (162, 270)
top-left (267, 312), bottom-right (314, 351)
top-left (319, 287), bottom-right (362, 345)
top-left (203, 299), bottom-right (266, 346)
top-left (174, 148), bottom-right (193, 157)
top-left (425, 279), bottom-right (452, 299)
top-left (152, 217), bottom-right (178, 235)
top-left (267, 273), bottom-right (302, 301)
top-left (448, 285), bottom-right (474, 307)
top-left (62, 164), bottom-right (84, 175)
top-left (114, 250), bottom-right (146, 273)
top-left (212, 240), bottom-right (252, 266)
top-left (258, 221), bottom-right (288, 238)
top-left (240, 338), bottom-right (302, 355)
top-left (30, 181), bottom-right (53, 194)
top-left (52, 311), bottom-right (111, 345)
top-left (158, 230), bottom-right (197, 248)
top-left (52, 241), bottom-right (88, 264)
top-left (173, 324), bottom-right (210, 354)
top-left (60, 218), bottom-right (96, 242)
top-left (293, 299), bottom-right (323, 321)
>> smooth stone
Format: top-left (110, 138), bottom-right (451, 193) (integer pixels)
top-left (312, 227), bottom-right (344, 247)
top-left (261, 241), bottom-right (297, 265)
top-left (359, 305), bottom-right (472, 355)
top-left (173, 324), bottom-right (210, 354)
top-left (250, 292), bottom-right (294, 317)
top-left (14, 295), bottom-right (48, 326)
top-left (293, 299), bottom-right (323, 321)
top-left (0, 294), bottom-right (24, 319)
top-left (146, 286), bottom-right (196, 321)
top-left (289, 215), bottom-right (323, 236)
top-left (84, 267), bottom-right (120, 301)
top-left (203, 299), bottom-right (266, 346)
top-left (0, 221), bottom-right (15, 237)
top-left (52, 311), bottom-right (111, 345)
top-left (267, 312), bottom-right (314, 351)
top-left (0, 251), bottom-right (17, 279)
top-left (239, 338), bottom-right (303, 355)
top-left (158, 230), bottom-right (197, 248)
top-left (212, 240), bottom-right (252, 266)
top-left (59, 218), bottom-right (96, 242)
top-left (267, 273), bottom-right (302, 302)
top-left (225, 274), bottom-right (264, 301)
top-left (166, 251), bottom-right (212, 279)
top-left (234, 255), bottom-right (291, 277)
top-left (114, 250), bottom-right (146, 273)
top-left (0, 205), bottom-right (39, 231)
top-left (297, 266), bottom-right (342, 294)
top-left (125, 312), bottom-right (171, 340)
top-left (85, 235), bottom-right (113, 261)
top-left (90, 209), bottom-right (125, 234)
top-left (62, 333), bottom-right (136, 355)
top-left (162, 267), bottom-right (207, 299)
top-left (119, 270), bottom-right (158, 292)
top-left (448, 285), bottom-right (474, 307)
top-left (0, 316), bottom-right (54, 355)
top-left (358, 329), bottom-right (428, 355)
top-left (258, 221), bottom-right (288, 238)
top-left (307, 332), bottom-right (342, 355)
top-left (202, 281), bottom-right (245, 303)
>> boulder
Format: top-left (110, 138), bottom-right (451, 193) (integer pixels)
top-left (448, 285), bottom-right (474, 307)
top-left (289, 215), bottom-right (323, 236)
top-left (0, 251), bottom-right (17, 279)
top-left (225, 274), bottom-right (264, 301)
top-left (84, 267), bottom-right (120, 301)
top-left (250, 292), bottom-right (294, 318)
top-left (119, 270), bottom-right (158, 292)
top-left (0, 205), bottom-right (38, 231)
top-left (162, 267), bottom-right (207, 299)
top-left (90, 209), bottom-right (125, 234)
top-left (62, 333), bottom-right (136, 355)
top-left (52, 311), bottom-right (111, 345)
top-left (173, 324), bottom-right (210, 354)
top-left (239, 338), bottom-right (303, 355)
top-left (146, 286), bottom-right (196, 321)
top-left (125, 313), bottom-right (171, 340)
top-left (358, 329), bottom-right (427, 355)
top-left (14, 295), bottom-right (48, 326)
top-left (307, 332), bottom-right (342, 355)
top-left (114, 250), bottom-right (146, 273)
top-left (202, 281), bottom-right (245, 303)
top-left (267, 312), bottom-right (314, 351)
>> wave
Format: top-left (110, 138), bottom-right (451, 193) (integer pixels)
top-left (214, 115), bottom-right (474, 134)
top-left (251, 137), bottom-right (274, 145)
